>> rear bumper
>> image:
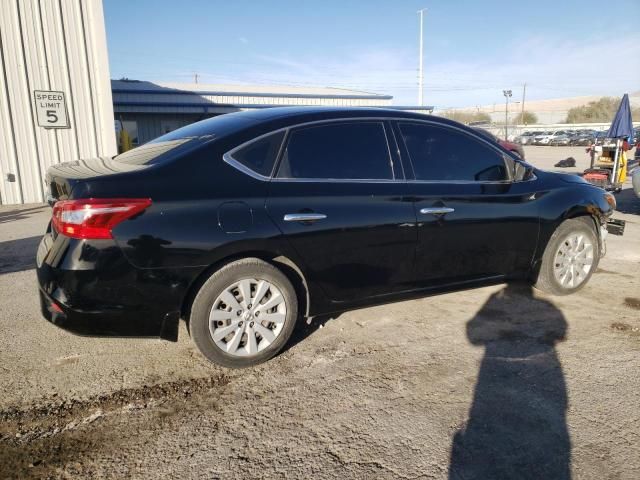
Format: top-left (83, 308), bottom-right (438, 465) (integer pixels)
top-left (36, 232), bottom-right (193, 341)
top-left (39, 287), bottom-right (178, 338)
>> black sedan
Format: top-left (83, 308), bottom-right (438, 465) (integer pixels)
top-left (37, 107), bottom-right (620, 368)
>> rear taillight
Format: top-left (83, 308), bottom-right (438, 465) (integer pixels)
top-left (52, 198), bottom-right (152, 239)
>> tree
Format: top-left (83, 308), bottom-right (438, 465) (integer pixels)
top-left (513, 111), bottom-right (538, 125)
top-left (565, 97), bottom-right (622, 123)
top-left (438, 110), bottom-right (491, 124)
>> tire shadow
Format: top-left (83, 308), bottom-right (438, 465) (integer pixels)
top-left (0, 205), bottom-right (48, 223)
top-left (614, 186), bottom-right (640, 215)
top-left (449, 283), bottom-right (571, 480)
top-left (282, 312), bottom-right (342, 354)
top-left (0, 236), bottom-right (41, 275)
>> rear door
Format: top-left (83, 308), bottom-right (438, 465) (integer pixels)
top-left (265, 120), bottom-right (416, 302)
top-left (394, 121), bottom-right (540, 287)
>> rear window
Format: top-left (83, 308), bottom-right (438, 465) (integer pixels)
top-left (114, 111), bottom-right (262, 165)
top-left (114, 138), bottom-right (193, 165)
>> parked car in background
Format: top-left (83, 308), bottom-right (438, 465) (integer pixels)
top-left (572, 131), bottom-right (596, 146)
top-left (593, 131), bottom-right (608, 144)
top-left (473, 127), bottom-right (525, 158)
top-left (565, 131), bottom-right (581, 145)
top-left (533, 131), bottom-right (555, 145)
top-left (546, 130), bottom-right (572, 145)
top-left (549, 133), bottom-right (571, 146)
top-left (37, 107), bottom-right (619, 367)
top-left (632, 168), bottom-right (640, 198)
top-left (515, 131), bottom-right (537, 145)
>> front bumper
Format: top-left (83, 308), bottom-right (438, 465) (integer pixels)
top-left (606, 218), bottom-right (625, 236)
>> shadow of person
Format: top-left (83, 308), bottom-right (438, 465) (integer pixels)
top-left (449, 283), bottom-right (571, 480)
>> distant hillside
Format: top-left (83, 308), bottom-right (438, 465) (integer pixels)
top-left (436, 93), bottom-right (640, 124)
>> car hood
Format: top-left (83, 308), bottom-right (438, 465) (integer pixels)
top-left (535, 169), bottom-right (590, 185)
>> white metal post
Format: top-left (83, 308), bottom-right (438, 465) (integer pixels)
top-left (418, 9), bottom-right (427, 106)
top-left (503, 89), bottom-right (512, 139)
top-left (611, 138), bottom-right (621, 188)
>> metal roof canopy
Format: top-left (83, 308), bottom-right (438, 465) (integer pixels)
top-left (110, 80), bottom-right (439, 116)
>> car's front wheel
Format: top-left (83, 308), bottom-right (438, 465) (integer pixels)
top-left (190, 258), bottom-right (298, 368)
top-left (534, 217), bottom-right (599, 295)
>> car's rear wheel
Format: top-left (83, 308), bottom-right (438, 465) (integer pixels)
top-left (190, 258), bottom-right (298, 368)
top-left (534, 217), bottom-right (599, 295)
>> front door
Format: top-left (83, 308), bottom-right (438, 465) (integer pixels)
top-left (394, 121), bottom-right (540, 287)
top-left (266, 121), bottom-right (416, 302)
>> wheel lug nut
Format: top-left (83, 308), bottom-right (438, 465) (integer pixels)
top-left (248, 304), bottom-right (252, 309)
top-left (238, 321), bottom-right (243, 327)
top-left (249, 322), bottom-right (254, 327)
top-left (237, 310), bottom-right (242, 316)
top-left (255, 311), bottom-right (260, 316)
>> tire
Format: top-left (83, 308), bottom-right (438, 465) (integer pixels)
top-left (534, 217), bottom-right (599, 295)
top-left (190, 258), bottom-right (298, 368)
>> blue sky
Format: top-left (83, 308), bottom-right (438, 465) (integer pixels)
top-left (104, 0), bottom-right (640, 108)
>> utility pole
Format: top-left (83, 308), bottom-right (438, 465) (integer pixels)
top-left (417, 8), bottom-right (427, 106)
top-left (503, 89), bottom-right (512, 138)
top-left (521, 82), bottom-right (527, 125)
top-left (194, 73), bottom-right (199, 84)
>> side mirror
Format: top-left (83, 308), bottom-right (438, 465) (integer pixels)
top-left (522, 165), bottom-right (535, 181)
top-left (512, 161), bottom-right (534, 181)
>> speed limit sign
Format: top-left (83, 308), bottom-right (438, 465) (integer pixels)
top-left (33, 90), bottom-right (70, 128)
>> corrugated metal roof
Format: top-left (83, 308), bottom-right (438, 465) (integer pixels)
top-left (112, 80), bottom-right (395, 114)
top-left (111, 80), bottom-right (392, 100)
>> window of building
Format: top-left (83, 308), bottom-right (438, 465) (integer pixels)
top-left (122, 120), bottom-right (139, 145)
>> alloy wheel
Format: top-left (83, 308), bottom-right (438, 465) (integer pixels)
top-left (553, 233), bottom-right (594, 288)
top-left (208, 278), bottom-right (287, 357)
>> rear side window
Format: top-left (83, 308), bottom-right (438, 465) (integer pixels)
top-left (230, 131), bottom-right (285, 177)
top-left (276, 122), bottom-right (393, 180)
top-left (399, 123), bottom-right (508, 182)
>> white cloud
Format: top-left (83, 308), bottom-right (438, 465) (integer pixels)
top-left (239, 36), bottom-right (249, 45)
top-left (239, 34), bottom-right (640, 108)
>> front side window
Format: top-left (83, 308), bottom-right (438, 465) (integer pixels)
top-left (399, 123), bottom-right (509, 182)
top-left (276, 122), bottom-right (393, 180)
top-left (230, 131), bottom-right (285, 177)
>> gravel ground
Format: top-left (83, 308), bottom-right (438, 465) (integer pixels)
top-left (0, 146), bottom-right (639, 479)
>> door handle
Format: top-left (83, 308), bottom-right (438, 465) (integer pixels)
top-left (420, 207), bottom-right (455, 215)
top-left (283, 213), bottom-right (327, 222)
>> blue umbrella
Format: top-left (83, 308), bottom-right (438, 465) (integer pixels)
top-left (607, 94), bottom-right (634, 188)
top-left (607, 93), bottom-right (634, 139)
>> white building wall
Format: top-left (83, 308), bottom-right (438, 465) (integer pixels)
top-left (0, 0), bottom-right (116, 205)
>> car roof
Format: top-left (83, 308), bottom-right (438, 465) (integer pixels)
top-left (471, 127), bottom-right (498, 142)
top-left (153, 106), bottom-right (486, 144)
top-left (235, 106), bottom-right (457, 126)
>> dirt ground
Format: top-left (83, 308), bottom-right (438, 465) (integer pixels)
top-left (0, 146), bottom-right (639, 479)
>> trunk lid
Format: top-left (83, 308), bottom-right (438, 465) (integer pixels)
top-left (46, 157), bottom-right (149, 204)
